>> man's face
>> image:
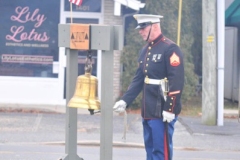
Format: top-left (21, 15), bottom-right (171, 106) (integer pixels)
top-left (138, 25), bottom-right (152, 41)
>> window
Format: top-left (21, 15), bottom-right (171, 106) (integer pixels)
top-left (0, 0), bottom-right (60, 78)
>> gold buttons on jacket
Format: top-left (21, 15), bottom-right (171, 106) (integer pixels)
top-left (151, 42), bottom-right (154, 45)
top-left (145, 70), bottom-right (147, 73)
top-left (148, 52), bottom-right (151, 55)
top-left (170, 103), bottom-right (172, 105)
top-left (148, 46), bottom-right (151, 50)
top-left (147, 58), bottom-right (149, 61)
top-left (146, 64), bottom-right (148, 67)
top-left (169, 109), bottom-right (172, 111)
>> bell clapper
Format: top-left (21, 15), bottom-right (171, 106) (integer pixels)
top-left (88, 109), bottom-right (101, 115)
top-left (85, 50), bottom-right (93, 74)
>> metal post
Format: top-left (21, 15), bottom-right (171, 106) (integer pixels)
top-left (62, 48), bottom-right (82, 160)
top-left (217, 0), bottom-right (225, 126)
top-left (100, 50), bottom-right (114, 160)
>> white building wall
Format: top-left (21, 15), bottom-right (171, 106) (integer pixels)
top-left (103, 0), bottom-right (123, 102)
top-left (224, 27), bottom-right (238, 101)
top-left (224, 0), bottom-right (239, 102)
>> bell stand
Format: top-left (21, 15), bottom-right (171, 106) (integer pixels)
top-left (58, 24), bottom-right (123, 160)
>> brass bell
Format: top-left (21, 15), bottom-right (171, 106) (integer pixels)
top-left (68, 51), bottom-right (100, 114)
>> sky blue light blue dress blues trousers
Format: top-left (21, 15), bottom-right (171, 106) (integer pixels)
top-left (142, 117), bottom-right (177, 160)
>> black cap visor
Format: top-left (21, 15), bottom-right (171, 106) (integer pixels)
top-left (135, 22), bottom-right (152, 29)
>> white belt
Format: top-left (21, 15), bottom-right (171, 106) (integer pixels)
top-left (144, 77), bottom-right (165, 85)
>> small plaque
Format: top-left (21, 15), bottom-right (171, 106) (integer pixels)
top-left (70, 24), bottom-right (90, 50)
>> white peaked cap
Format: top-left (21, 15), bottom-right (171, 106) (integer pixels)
top-left (133, 14), bottom-right (163, 24)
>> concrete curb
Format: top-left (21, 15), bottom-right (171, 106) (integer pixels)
top-left (38, 141), bottom-right (240, 152)
top-left (41, 141), bottom-right (144, 148)
top-left (0, 105), bottom-right (93, 115)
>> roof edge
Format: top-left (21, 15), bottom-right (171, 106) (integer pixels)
top-left (225, 0), bottom-right (240, 25)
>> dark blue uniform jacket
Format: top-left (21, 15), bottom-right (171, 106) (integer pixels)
top-left (122, 34), bottom-right (184, 119)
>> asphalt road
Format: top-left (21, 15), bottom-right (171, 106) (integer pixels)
top-left (1, 143), bottom-right (240, 160)
top-left (0, 112), bottom-right (240, 160)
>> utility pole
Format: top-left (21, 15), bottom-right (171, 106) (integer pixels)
top-left (202, 0), bottom-right (217, 125)
top-left (202, 0), bottom-right (225, 126)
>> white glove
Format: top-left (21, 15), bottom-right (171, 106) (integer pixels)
top-left (162, 111), bottom-right (175, 123)
top-left (113, 100), bottom-right (127, 113)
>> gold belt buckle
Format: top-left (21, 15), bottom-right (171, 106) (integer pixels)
top-left (145, 77), bottom-right (149, 84)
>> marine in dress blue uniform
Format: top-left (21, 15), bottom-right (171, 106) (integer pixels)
top-left (113, 14), bottom-right (184, 160)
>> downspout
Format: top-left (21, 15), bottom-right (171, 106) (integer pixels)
top-left (217, 0), bottom-right (225, 126)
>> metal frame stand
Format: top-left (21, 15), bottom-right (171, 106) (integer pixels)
top-left (61, 49), bottom-right (83, 160)
top-left (58, 24), bottom-right (123, 160)
top-left (100, 50), bottom-right (114, 159)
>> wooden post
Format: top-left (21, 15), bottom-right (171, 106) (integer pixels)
top-left (202, 0), bottom-right (217, 125)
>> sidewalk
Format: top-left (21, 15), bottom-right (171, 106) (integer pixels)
top-left (0, 107), bottom-right (239, 146)
top-left (0, 107), bottom-right (240, 160)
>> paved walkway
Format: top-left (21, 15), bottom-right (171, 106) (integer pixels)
top-left (0, 107), bottom-right (240, 160)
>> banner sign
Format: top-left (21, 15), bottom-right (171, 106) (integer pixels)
top-left (0, 0), bottom-right (60, 77)
top-left (70, 24), bottom-right (90, 50)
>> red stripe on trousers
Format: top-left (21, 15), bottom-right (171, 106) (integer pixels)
top-left (164, 132), bottom-right (169, 160)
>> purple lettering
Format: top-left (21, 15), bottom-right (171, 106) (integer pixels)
top-left (41, 32), bottom-right (50, 41)
top-left (20, 32), bottom-right (28, 41)
top-left (6, 26), bottom-right (24, 42)
top-left (10, 6), bottom-right (29, 23)
top-left (10, 6), bottom-right (47, 28)
top-left (31, 9), bottom-right (47, 28)
top-left (6, 26), bottom-right (50, 42)
top-left (28, 29), bottom-right (38, 40)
